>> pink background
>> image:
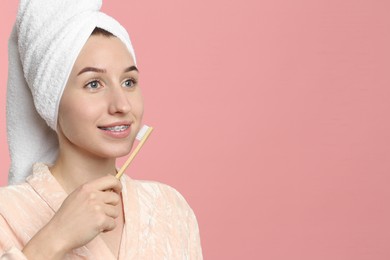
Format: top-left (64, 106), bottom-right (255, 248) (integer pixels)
top-left (1, 0), bottom-right (390, 259)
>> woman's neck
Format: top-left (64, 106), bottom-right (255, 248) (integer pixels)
top-left (50, 149), bottom-right (117, 194)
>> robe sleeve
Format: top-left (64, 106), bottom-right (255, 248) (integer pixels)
top-left (187, 207), bottom-right (203, 260)
top-left (0, 216), bottom-right (28, 260)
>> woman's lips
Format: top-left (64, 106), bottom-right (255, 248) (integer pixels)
top-left (98, 124), bottom-right (131, 138)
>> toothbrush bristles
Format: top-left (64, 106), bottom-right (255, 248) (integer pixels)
top-left (136, 125), bottom-right (150, 140)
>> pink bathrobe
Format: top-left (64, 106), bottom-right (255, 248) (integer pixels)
top-left (0, 163), bottom-right (202, 259)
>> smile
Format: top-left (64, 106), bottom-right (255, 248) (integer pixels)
top-left (98, 125), bottom-right (130, 132)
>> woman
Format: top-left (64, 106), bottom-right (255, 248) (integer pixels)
top-left (0, 0), bottom-right (202, 259)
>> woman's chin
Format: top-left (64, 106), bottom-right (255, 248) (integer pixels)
top-left (102, 146), bottom-right (133, 159)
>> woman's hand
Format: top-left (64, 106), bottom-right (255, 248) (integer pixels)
top-left (22, 175), bottom-right (122, 259)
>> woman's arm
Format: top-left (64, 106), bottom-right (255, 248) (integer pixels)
top-left (1, 175), bottom-right (122, 259)
top-left (21, 221), bottom-right (68, 260)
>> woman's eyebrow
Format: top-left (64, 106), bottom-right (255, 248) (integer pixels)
top-left (77, 67), bottom-right (106, 76)
top-left (77, 66), bottom-right (138, 76)
top-left (125, 65), bottom-right (139, 73)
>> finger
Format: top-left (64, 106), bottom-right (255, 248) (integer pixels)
top-left (103, 204), bottom-right (120, 219)
top-left (101, 191), bottom-right (121, 206)
top-left (89, 175), bottom-right (122, 193)
top-left (100, 217), bottom-right (116, 233)
top-left (109, 181), bottom-right (122, 195)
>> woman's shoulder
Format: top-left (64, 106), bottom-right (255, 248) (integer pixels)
top-left (124, 176), bottom-right (194, 214)
top-left (0, 163), bottom-right (48, 201)
top-left (122, 177), bottom-right (203, 258)
top-left (0, 182), bottom-right (35, 202)
top-left (0, 182), bottom-right (39, 220)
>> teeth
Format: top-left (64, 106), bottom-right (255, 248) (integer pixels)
top-left (100, 125), bottom-right (129, 132)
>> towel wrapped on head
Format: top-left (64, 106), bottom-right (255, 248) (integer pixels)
top-left (7, 0), bottom-right (136, 184)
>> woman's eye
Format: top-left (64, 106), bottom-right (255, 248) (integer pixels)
top-left (122, 79), bottom-right (137, 88)
top-left (85, 80), bottom-right (101, 89)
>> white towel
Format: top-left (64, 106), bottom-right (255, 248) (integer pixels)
top-left (7, 0), bottom-right (136, 184)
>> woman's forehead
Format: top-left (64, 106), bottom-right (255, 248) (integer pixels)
top-left (74, 35), bottom-right (135, 68)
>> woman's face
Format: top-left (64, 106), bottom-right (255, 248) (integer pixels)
top-left (57, 34), bottom-right (143, 159)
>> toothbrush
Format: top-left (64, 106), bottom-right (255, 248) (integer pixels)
top-left (115, 125), bottom-right (153, 179)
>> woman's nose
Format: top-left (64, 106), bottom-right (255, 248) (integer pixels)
top-left (108, 86), bottom-right (131, 115)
